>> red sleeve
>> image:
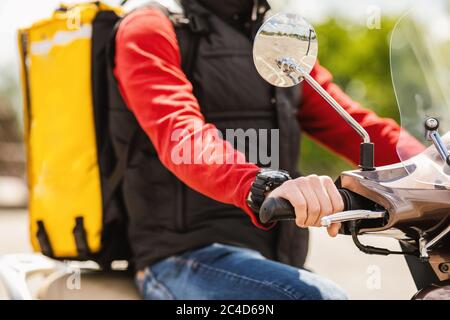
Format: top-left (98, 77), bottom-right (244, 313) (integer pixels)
top-left (299, 63), bottom-right (424, 167)
top-left (114, 8), bottom-right (267, 229)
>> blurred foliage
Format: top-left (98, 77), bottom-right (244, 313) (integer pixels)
top-left (299, 18), bottom-right (400, 178)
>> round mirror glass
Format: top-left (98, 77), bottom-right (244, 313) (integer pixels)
top-left (253, 13), bottom-right (318, 88)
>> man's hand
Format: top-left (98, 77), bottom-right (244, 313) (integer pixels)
top-left (267, 175), bottom-right (344, 237)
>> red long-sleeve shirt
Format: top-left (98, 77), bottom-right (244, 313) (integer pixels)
top-left (114, 8), bottom-right (423, 229)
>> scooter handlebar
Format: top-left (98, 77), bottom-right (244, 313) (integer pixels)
top-left (259, 189), bottom-right (366, 224)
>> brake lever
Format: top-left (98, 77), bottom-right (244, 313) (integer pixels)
top-left (320, 210), bottom-right (386, 227)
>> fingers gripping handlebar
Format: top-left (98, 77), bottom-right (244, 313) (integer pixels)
top-left (259, 189), bottom-right (373, 224)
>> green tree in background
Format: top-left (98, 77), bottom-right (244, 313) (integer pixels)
top-left (299, 18), bottom-right (400, 178)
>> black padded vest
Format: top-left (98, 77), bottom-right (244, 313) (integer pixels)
top-left (108, 0), bottom-right (309, 270)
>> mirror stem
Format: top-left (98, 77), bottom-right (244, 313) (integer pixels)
top-left (301, 72), bottom-right (375, 170)
top-left (301, 72), bottom-right (370, 143)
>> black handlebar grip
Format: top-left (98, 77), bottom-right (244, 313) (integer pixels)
top-left (259, 190), bottom-right (352, 224)
top-left (259, 197), bottom-right (295, 224)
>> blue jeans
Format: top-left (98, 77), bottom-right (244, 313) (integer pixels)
top-left (136, 243), bottom-right (347, 300)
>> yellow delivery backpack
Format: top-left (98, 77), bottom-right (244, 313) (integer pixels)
top-left (18, 2), bottom-right (129, 266)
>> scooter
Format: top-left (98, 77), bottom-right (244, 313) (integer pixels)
top-left (253, 11), bottom-right (450, 300)
top-left (1, 10), bottom-right (449, 300)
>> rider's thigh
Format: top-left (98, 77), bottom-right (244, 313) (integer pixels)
top-left (142, 243), bottom-right (347, 300)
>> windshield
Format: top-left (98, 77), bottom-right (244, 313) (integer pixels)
top-left (391, 5), bottom-right (450, 187)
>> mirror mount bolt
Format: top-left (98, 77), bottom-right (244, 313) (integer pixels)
top-left (425, 117), bottom-right (439, 131)
top-left (424, 117), bottom-right (450, 166)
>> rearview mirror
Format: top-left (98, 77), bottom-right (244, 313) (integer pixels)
top-left (253, 13), bottom-right (318, 87)
top-left (253, 13), bottom-right (375, 170)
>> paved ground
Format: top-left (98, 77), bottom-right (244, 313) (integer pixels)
top-left (305, 228), bottom-right (417, 299)
top-left (0, 209), bottom-right (417, 299)
top-left (0, 209), bottom-right (31, 254)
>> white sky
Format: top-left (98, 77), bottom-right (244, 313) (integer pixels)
top-left (0, 0), bottom-right (448, 73)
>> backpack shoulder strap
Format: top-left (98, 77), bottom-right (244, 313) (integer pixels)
top-left (139, 1), bottom-right (210, 79)
top-left (172, 11), bottom-right (209, 80)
